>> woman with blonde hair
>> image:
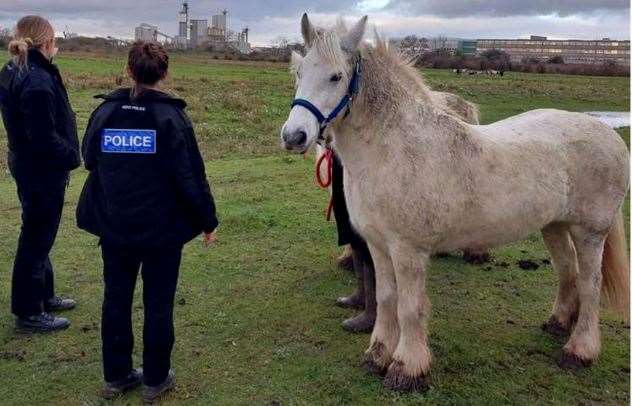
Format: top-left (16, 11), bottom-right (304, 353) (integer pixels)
top-left (0, 16), bottom-right (80, 332)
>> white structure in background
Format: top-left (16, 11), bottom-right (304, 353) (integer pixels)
top-left (231, 28), bottom-right (251, 53)
top-left (133, 3), bottom-right (251, 52)
top-left (135, 23), bottom-right (158, 41)
top-left (190, 19), bottom-right (208, 48)
top-left (174, 1), bottom-right (190, 47)
top-left (211, 10), bottom-right (228, 40)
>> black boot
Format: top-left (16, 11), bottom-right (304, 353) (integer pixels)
top-left (142, 370), bottom-right (176, 404)
top-left (15, 312), bottom-right (70, 333)
top-left (45, 296), bottom-right (76, 312)
top-left (342, 244), bottom-right (377, 334)
top-left (102, 368), bottom-right (143, 399)
top-left (335, 247), bottom-right (365, 309)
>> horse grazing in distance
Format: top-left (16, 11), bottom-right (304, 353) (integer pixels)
top-left (281, 14), bottom-right (630, 392)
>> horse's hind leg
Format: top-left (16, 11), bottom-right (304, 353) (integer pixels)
top-left (541, 224), bottom-right (580, 336)
top-left (383, 245), bottom-right (431, 392)
top-left (362, 243), bottom-right (398, 376)
top-left (559, 225), bottom-right (608, 368)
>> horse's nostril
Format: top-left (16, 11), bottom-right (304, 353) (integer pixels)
top-left (296, 130), bottom-right (307, 145)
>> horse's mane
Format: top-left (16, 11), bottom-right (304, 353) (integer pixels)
top-left (307, 22), bottom-right (437, 119)
top-left (309, 19), bottom-right (354, 82)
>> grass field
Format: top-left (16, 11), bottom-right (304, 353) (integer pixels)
top-left (0, 53), bottom-right (629, 405)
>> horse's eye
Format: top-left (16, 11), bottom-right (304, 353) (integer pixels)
top-left (330, 73), bottom-right (342, 82)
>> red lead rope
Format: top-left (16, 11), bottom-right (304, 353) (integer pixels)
top-left (315, 148), bottom-right (334, 221)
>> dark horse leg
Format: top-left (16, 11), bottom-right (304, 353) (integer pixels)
top-left (341, 241), bottom-right (376, 333)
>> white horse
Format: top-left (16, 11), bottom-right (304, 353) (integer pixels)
top-left (281, 15), bottom-right (629, 392)
top-left (315, 90), bottom-right (486, 267)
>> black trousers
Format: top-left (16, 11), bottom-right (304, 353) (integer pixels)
top-left (100, 241), bottom-right (182, 386)
top-left (10, 165), bottom-right (68, 318)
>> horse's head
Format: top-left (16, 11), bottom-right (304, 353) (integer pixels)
top-left (280, 14), bottom-right (368, 153)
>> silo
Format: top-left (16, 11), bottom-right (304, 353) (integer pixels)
top-left (190, 19), bottom-right (208, 48)
top-left (179, 2), bottom-right (189, 39)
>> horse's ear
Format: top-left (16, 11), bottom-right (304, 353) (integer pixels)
top-left (301, 13), bottom-right (315, 48)
top-left (341, 15), bottom-right (368, 53)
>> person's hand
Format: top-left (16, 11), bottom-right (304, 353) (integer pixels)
top-left (203, 230), bottom-right (218, 247)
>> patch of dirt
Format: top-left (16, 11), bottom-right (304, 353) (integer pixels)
top-left (517, 259), bottom-right (540, 270)
top-left (80, 322), bottom-right (99, 333)
top-left (0, 350), bottom-right (26, 361)
top-left (463, 251), bottom-right (492, 265)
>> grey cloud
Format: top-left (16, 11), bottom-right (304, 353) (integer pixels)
top-left (385, 0), bottom-right (629, 17)
top-left (0, 1), bottom-right (629, 44)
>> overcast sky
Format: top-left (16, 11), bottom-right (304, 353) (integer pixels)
top-left (0, 0), bottom-right (629, 46)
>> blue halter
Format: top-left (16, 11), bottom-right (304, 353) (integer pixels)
top-left (291, 57), bottom-right (362, 140)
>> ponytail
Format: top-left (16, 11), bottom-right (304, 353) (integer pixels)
top-left (8, 16), bottom-right (55, 68)
top-left (8, 37), bottom-right (33, 67)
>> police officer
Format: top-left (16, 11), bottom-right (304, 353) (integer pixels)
top-left (0, 16), bottom-right (80, 333)
top-left (76, 41), bottom-right (218, 402)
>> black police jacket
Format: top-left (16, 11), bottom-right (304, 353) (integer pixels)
top-left (0, 49), bottom-right (80, 172)
top-left (76, 88), bottom-right (218, 247)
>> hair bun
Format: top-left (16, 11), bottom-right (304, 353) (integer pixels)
top-left (8, 39), bottom-right (28, 56)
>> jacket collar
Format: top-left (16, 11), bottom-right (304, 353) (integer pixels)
top-left (95, 87), bottom-right (187, 109)
top-left (27, 48), bottom-right (58, 75)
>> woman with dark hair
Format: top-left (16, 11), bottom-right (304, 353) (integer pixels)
top-left (0, 15), bottom-right (80, 333)
top-left (77, 41), bottom-right (218, 402)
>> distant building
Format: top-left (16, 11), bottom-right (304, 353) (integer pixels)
top-left (135, 23), bottom-right (158, 42)
top-left (190, 19), bottom-right (208, 48)
top-left (178, 2), bottom-right (189, 40)
top-left (212, 11), bottom-right (227, 33)
top-left (429, 37), bottom-right (459, 54)
top-left (230, 28), bottom-right (251, 53)
top-left (477, 35), bottom-right (630, 65)
top-left (458, 40), bottom-right (477, 56)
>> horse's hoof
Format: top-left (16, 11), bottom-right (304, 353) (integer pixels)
top-left (336, 252), bottom-right (355, 272)
top-left (341, 312), bottom-right (375, 333)
top-left (383, 360), bottom-right (429, 393)
top-left (361, 355), bottom-right (388, 377)
top-left (557, 352), bottom-right (593, 370)
top-left (362, 342), bottom-right (390, 376)
top-left (335, 295), bottom-right (365, 310)
top-left (541, 317), bottom-right (570, 337)
top-left (462, 250), bottom-right (491, 265)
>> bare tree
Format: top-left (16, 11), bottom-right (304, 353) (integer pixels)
top-left (0, 27), bottom-right (12, 48)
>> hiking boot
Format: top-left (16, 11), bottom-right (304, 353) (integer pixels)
top-left (142, 370), bottom-right (175, 404)
top-left (335, 293), bottom-right (365, 310)
top-left (102, 368), bottom-right (143, 400)
top-left (45, 296), bottom-right (76, 312)
top-left (342, 312), bottom-right (375, 333)
top-left (15, 312), bottom-right (70, 333)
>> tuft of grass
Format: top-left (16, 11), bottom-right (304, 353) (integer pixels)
top-left (0, 55), bottom-right (629, 405)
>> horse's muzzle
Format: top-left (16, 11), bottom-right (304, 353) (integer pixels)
top-left (281, 127), bottom-right (308, 152)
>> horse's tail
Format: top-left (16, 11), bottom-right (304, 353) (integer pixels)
top-left (601, 207), bottom-right (630, 320)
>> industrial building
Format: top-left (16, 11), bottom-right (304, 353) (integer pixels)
top-left (476, 36), bottom-right (630, 65)
top-left (135, 23), bottom-right (158, 42)
top-left (134, 2), bottom-right (251, 52)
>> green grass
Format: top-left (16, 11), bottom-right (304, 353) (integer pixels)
top-left (0, 54), bottom-right (629, 405)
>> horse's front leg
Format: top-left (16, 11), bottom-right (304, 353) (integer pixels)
top-left (362, 242), bottom-right (399, 375)
top-left (384, 246), bottom-right (431, 392)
